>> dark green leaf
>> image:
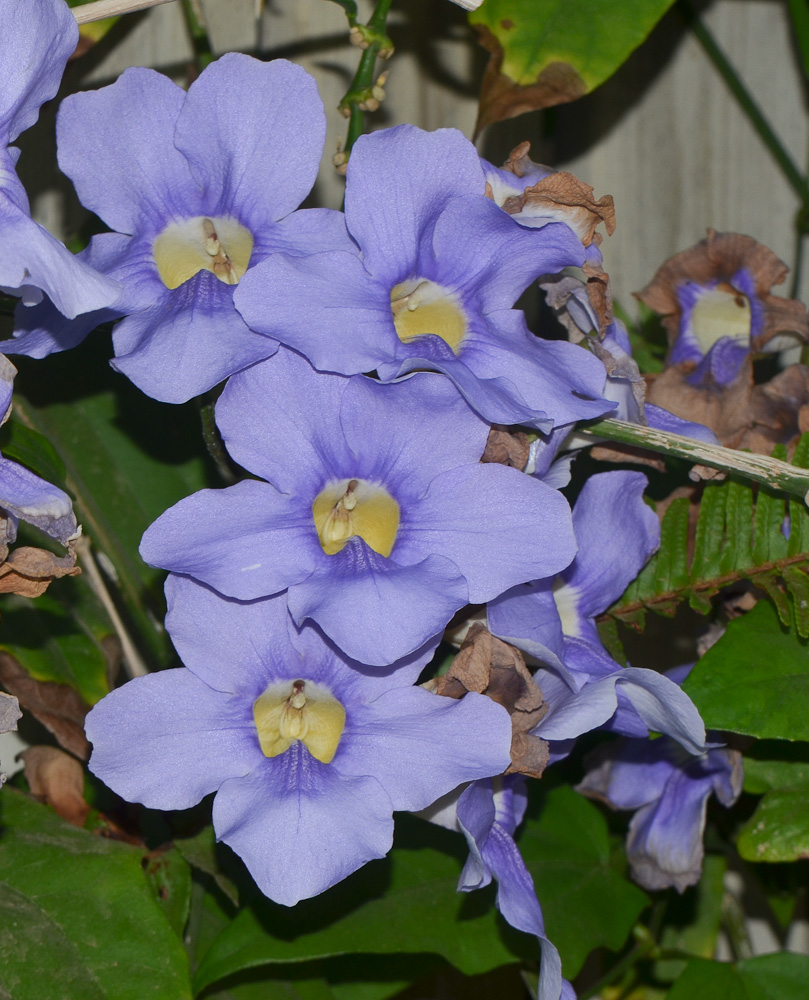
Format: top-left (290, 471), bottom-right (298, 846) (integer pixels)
top-left (144, 847), bottom-right (193, 939)
top-left (682, 600), bottom-right (809, 740)
top-left (668, 952), bottom-right (809, 1000)
top-left (0, 419), bottom-right (66, 490)
top-left (176, 824), bottom-right (239, 906)
top-left (193, 815), bottom-right (532, 995)
top-left (13, 346), bottom-right (215, 668)
top-left (720, 478), bottom-right (754, 574)
top-left (653, 496), bottom-right (691, 595)
top-left (0, 572), bottom-right (113, 705)
top-left (743, 741), bottom-right (809, 794)
top-left (0, 788), bottom-right (192, 999)
top-left (737, 785), bottom-right (809, 862)
top-left (655, 854), bottom-right (726, 982)
top-left (518, 786), bottom-right (649, 978)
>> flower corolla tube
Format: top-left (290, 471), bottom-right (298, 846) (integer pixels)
top-left (140, 349), bottom-right (578, 666)
top-left (0, 0), bottom-right (121, 317)
top-left (7, 54), bottom-right (351, 403)
top-left (233, 124), bottom-right (613, 430)
top-left (85, 577), bottom-right (513, 906)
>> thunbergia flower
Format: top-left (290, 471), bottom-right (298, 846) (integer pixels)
top-left (0, 0), bottom-right (120, 316)
top-left (636, 230), bottom-right (809, 387)
top-left (85, 576), bottom-right (512, 906)
top-left (488, 471), bottom-right (707, 756)
top-left (7, 53), bottom-right (351, 403)
top-left (425, 777), bottom-right (575, 1000)
top-left (233, 124), bottom-right (613, 430)
top-left (577, 735), bottom-right (743, 892)
top-left (140, 349), bottom-right (578, 666)
top-left (0, 354), bottom-right (79, 564)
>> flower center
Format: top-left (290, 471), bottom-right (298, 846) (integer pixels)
top-left (153, 215), bottom-right (254, 289)
top-left (390, 278), bottom-right (468, 354)
top-left (253, 678), bottom-right (346, 764)
top-left (687, 282), bottom-right (751, 354)
top-left (312, 477), bottom-right (400, 557)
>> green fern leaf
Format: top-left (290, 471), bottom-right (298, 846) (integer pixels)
top-left (608, 434), bottom-right (809, 629)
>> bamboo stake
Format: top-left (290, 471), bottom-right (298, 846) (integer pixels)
top-left (72, 0), bottom-right (176, 25)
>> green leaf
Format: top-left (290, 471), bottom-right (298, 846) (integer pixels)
top-left (682, 600), bottom-right (809, 739)
top-left (0, 573), bottom-right (113, 705)
top-left (192, 815), bottom-right (532, 995)
top-left (668, 952), bottom-right (809, 1000)
top-left (743, 741), bottom-right (809, 794)
top-left (610, 438), bottom-right (809, 635)
top-left (176, 824), bottom-right (239, 906)
top-left (0, 419), bottom-right (66, 491)
top-left (470, 0), bottom-right (676, 129)
top-left (13, 345), bottom-right (216, 668)
top-left (144, 847), bottom-right (193, 939)
top-left (518, 786), bottom-right (649, 978)
top-left (655, 854), bottom-right (726, 982)
top-left (737, 784), bottom-right (809, 862)
top-left (0, 788), bottom-right (192, 999)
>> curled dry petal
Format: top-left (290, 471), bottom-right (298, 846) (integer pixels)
top-left (430, 624), bottom-right (549, 778)
top-left (21, 745), bottom-right (89, 826)
top-left (481, 426), bottom-right (530, 469)
top-left (0, 541), bottom-right (79, 597)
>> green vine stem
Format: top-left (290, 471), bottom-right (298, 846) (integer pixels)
top-left (181, 0), bottom-right (214, 72)
top-left (578, 418), bottom-right (809, 505)
top-left (677, 0), bottom-right (809, 208)
top-left (335, 0), bottom-right (394, 170)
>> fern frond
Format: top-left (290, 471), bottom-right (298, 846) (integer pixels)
top-left (608, 435), bottom-right (809, 636)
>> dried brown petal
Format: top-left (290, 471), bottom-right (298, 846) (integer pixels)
top-left (433, 624), bottom-right (549, 778)
top-left (0, 652), bottom-right (90, 760)
top-left (473, 26), bottom-right (586, 136)
top-left (21, 745), bottom-right (89, 826)
top-left (515, 172), bottom-right (615, 246)
top-left (0, 543), bottom-right (79, 598)
top-left (481, 426), bottom-right (530, 469)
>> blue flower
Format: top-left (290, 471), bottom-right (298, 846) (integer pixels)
top-left (8, 54), bottom-right (350, 402)
top-left (0, 0), bottom-right (120, 317)
top-left (577, 734), bottom-right (742, 892)
top-left (233, 125), bottom-right (612, 430)
top-left (86, 577), bottom-right (512, 906)
top-left (140, 349), bottom-right (578, 665)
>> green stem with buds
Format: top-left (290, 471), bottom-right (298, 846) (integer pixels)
top-left (338, 0), bottom-right (394, 162)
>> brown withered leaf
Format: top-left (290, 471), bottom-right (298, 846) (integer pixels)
top-left (432, 624), bottom-right (549, 778)
top-left (0, 543), bottom-right (80, 598)
top-left (21, 745), bottom-right (89, 826)
top-left (0, 651), bottom-right (90, 760)
top-left (481, 426), bottom-right (530, 469)
top-left (473, 26), bottom-right (586, 136)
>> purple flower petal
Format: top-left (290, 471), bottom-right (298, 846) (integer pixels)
top-left (174, 55), bottom-right (325, 230)
top-left (345, 125), bottom-right (485, 283)
top-left (57, 67), bottom-right (199, 235)
top-left (213, 747), bottom-right (393, 906)
top-left (335, 687), bottom-right (511, 810)
top-left (86, 669), bottom-right (260, 810)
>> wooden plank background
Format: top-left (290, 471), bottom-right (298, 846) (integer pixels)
top-left (18, 0), bottom-right (809, 316)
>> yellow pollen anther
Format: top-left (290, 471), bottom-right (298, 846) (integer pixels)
top-left (312, 477), bottom-right (400, 557)
top-left (153, 215), bottom-right (254, 290)
top-left (390, 278), bottom-right (468, 354)
top-left (253, 679), bottom-right (346, 764)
